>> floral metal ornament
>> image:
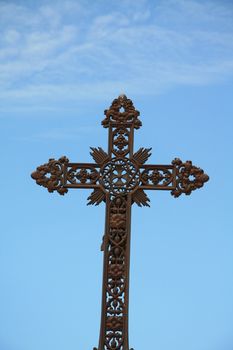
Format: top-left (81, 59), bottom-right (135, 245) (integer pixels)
top-left (31, 95), bottom-right (209, 350)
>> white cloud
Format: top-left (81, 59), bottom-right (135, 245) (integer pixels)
top-left (0, 0), bottom-right (233, 111)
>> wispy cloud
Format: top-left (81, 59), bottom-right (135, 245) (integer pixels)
top-left (17, 126), bottom-right (98, 141)
top-left (0, 0), bottom-right (233, 111)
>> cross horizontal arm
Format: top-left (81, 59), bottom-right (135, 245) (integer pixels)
top-left (138, 158), bottom-right (209, 197)
top-left (139, 164), bottom-right (176, 191)
top-left (31, 156), bottom-right (101, 195)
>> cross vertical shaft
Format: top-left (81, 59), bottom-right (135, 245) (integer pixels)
top-left (97, 194), bottom-right (132, 350)
top-left (96, 95), bottom-right (140, 350)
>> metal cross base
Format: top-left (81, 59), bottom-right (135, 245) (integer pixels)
top-left (31, 95), bottom-right (209, 350)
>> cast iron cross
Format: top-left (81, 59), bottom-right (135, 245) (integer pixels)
top-left (31, 95), bottom-right (209, 350)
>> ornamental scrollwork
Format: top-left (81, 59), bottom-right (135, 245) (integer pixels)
top-left (66, 166), bottom-right (99, 185)
top-left (132, 189), bottom-right (150, 207)
top-left (103, 196), bottom-right (128, 350)
top-left (171, 158), bottom-right (209, 197)
top-left (90, 147), bottom-right (109, 165)
top-left (112, 127), bottom-right (130, 157)
top-left (87, 189), bottom-right (105, 206)
top-left (132, 147), bottom-right (152, 165)
top-left (102, 94), bottom-right (142, 129)
top-left (100, 158), bottom-right (140, 195)
top-left (31, 156), bottom-right (69, 195)
top-left (140, 168), bottom-right (173, 187)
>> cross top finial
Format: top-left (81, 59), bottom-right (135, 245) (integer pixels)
top-left (102, 95), bottom-right (142, 129)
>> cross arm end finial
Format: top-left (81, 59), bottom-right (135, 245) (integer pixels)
top-left (171, 158), bottom-right (209, 197)
top-left (31, 156), bottom-right (69, 195)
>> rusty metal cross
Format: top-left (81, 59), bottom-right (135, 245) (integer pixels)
top-left (31, 95), bottom-right (209, 350)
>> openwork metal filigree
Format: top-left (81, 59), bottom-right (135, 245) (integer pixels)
top-left (171, 158), bottom-right (210, 197)
top-left (100, 158), bottom-right (140, 195)
top-left (31, 94), bottom-right (209, 350)
top-left (31, 156), bottom-right (69, 195)
top-left (104, 196), bottom-right (128, 350)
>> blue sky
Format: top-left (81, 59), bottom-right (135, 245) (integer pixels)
top-left (0, 1), bottom-right (233, 350)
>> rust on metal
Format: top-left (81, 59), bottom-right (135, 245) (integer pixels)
top-left (31, 95), bottom-right (209, 350)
